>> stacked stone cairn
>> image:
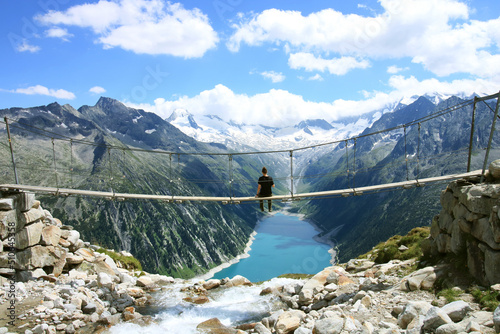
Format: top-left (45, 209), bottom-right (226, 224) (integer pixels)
top-left (425, 160), bottom-right (500, 286)
top-left (0, 191), bottom-right (176, 333)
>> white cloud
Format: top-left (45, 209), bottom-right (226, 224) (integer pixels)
top-left (36, 0), bottom-right (218, 58)
top-left (288, 52), bottom-right (370, 75)
top-left (89, 86), bottom-right (106, 94)
top-left (260, 71), bottom-right (285, 83)
top-left (228, 0), bottom-right (500, 78)
top-left (124, 77), bottom-right (499, 128)
top-left (45, 27), bottom-right (73, 41)
top-left (16, 40), bottom-right (40, 53)
top-left (387, 65), bottom-right (408, 74)
top-left (308, 74), bottom-right (324, 81)
top-left (8, 85), bottom-right (76, 99)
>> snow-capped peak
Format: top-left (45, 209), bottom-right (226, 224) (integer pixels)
top-left (167, 109), bottom-right (202, 130)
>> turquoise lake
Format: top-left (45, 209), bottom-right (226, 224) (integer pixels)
top-left (212, 212), bottom-right (332, 282)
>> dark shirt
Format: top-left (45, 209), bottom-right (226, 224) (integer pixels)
top-left (258, 175), bottom-right (274, 197)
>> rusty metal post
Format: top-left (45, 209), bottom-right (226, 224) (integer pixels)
top-left (481, 92), bottom-right (500, 182)
top-left (4, 117), bottom-right (19, 184)
top-left (467, 97), bottom-right (478, 172)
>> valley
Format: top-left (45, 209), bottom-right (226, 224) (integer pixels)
top-left (1, 92), bottom-right (499, 279)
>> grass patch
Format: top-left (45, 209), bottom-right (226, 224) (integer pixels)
top-left (96, 248), bottom-right (143, 271)
top-left (277, 273), bottom-right (314, 280)
top-left (358, 227), bottom-right (430, 264)
top-left (471, 288), bottom-right (500, 311)
top-left (437, 288), bottom-right (462, 303)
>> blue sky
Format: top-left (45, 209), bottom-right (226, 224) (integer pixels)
top-left (1, 0), bottom-right (500, 126)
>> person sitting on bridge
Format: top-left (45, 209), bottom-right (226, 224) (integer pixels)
top-left (255, 166), bottom-right (275, 212)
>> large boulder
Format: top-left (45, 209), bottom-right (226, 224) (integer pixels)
top-left (422, 307), bottom-right (453, 332)
top-left (0, 197), bottom-right (14, 211)
top-left (15, 221), bottom-right (44, 249)
top-left (225, 275), bottom-right (252, 287)
top-left (275, 310), bottom-right (305, 334)
top-left (16, 245), bottom-right (66, 276)
top-left (40, 225), bottom-right (62, 247)
top-left (196, 317), bottom-right (239, 334)
top-left (313, 317), bottom-right (344, 334)
top-left (18, 207), bottom-right (45, 230)
top-left (493, 305), bottom-right (500, 333)
top-left (441, 300), bottom-right (472, 322)
top-left (0, 210), bottom-right (16, 239)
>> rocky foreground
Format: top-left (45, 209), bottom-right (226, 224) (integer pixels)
top-left (179, 258), bottom-right (500, 334)
top-left (1, 256), bottom-right (500, 333)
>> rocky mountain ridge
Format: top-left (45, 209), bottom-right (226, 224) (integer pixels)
top-left (0, 98), bottom-right (267, 278)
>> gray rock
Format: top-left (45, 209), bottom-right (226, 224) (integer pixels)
top-left (98, 272), bottom-right (114, 290)
top-left (441, 300), bottom-right (472, 322)
top-left (293, 327), bottom-right (312, 334)
top-left (15, 221), bottom-right (44, 249)
top-left (203, 279), bottom-right (221, 290)
top-left (41, 225), bottom-right (62, 247)
top-left (398, 301), bottom-right (433, 329)
top-left (17, 192), bottom-right (36, 212)
top-left (422, 307), bottom-right (453, 332)
top-left (64, 324), bottom-right (75, 334)
top-left (313, 317), bottom-right (344, 334)
top-left (465, 320), bottom-right (481, 332)
top-left (493, 305), bottom-right (500, 333)
top-left (83, 303), bottom-right (97, 314)
top-left (136, 275), bottom-right (154, 287)
top-left (481, 243), bottom-right (500, 285)
top-left (32, 323), bottom-right (49, 334)
top-left (0, 210), bottom-right (16, 239)
top-left (275, 310), bottom-right (304, 334)
top-left (66, 230), bottom-right (80, 246)
top-left (63, 304), bottom-right (77, 313)
top-left (16, 245), bottom-right (67, 275)
top-left (435, 322), bottom-right (465, 334)
top-left (18, 206), bottom-right (45, 229)
top-left (298, 289), bottom-right (314, 305)
top-left (489, 159), bottom-right (500, 179)
top-left (0, 198), bottom-right (14, 210)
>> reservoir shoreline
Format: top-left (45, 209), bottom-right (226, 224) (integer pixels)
top-left (196, 208), bottom-right (334, 281)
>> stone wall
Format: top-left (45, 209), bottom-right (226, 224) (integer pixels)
top-left (0, 191), bottom-right (120, 282)
top-left (426, 160), bottom-right (500, 286)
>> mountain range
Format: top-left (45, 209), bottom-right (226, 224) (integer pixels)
top-left (0, 97), bottom-right (275, 278)
top-left (165, 93), bottom-right (500, 262)
top-left (1, 92), bottom-right (498, 277)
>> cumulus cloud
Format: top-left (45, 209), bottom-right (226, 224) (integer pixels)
top-left (36, 0), bottom-right (218, 58)
top-left (227, 0), bottom-right (500, 78)
top-left (308, 74), bottom-right (324, 81)
top-left (387, 65), bottom-right (408, 74)
top-left (7, 85), bottom-right (76, 99)
top-left (89, 86), bottom-right (106, 94)
top-left (260, 71), bottom-right (285, 83)
top-left (16, 40), bottom-right (40, 53)
top-left (45, 27), bottom-right (73, 41)
top-left (288, 53), bottom-right (370, 75)
top-left (124, 78), bottom-right (497, 127)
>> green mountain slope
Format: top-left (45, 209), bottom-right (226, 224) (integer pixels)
top-left (0, 98), bottom-right (275, 277)
top-left (300, 96), bottom-right (500, 262)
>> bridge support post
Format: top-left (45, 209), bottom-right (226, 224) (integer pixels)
top-left (481, 91), bottom-right (500, 182)
top-left (290, 151), bottom-right (294, 198)
top-left (4, 117), bottom-right (19, 184)
top-left (467, 97), bottom-right (478, 172)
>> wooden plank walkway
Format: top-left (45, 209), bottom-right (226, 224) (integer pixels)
top-left (0, 170), bottom-right (483, 204)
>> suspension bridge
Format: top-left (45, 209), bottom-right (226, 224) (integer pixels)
top-left (1, 91), bottom-right (499, 204)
